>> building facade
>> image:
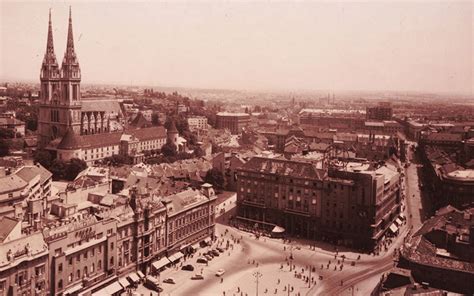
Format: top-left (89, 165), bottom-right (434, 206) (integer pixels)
top-left (216, 112), bottom-right (250, 135)
top-left (0, 231), bottom-right (49, 296)
top-left (235, 157), bottom-right (402, 250)
top-left (366, 105), bottom-right (393, 121)
top-left (187, 116), bottom-right (208, 132)
top-left (163, 184), bottom-right (217, 255)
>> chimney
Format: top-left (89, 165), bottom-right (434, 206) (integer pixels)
top-left (201, 183), bottom-right (215, 198)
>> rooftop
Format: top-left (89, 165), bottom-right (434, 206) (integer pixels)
top-left (216, 112), bottom-right (250, 117)
top-left (240, 157), bottom-right (326, 180)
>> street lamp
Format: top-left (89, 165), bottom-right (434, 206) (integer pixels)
top-left (252, 270), bottom-right (262, 296)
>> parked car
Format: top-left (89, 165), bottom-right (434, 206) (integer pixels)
top-left (204, 254), bottom-right (213, 261)
top-left (205, 251), bottom-right (214, 258)
top-left (215, 269), bottom-right (225, 277)
top-left (144, 276), bottom-right (163, 292)
top-left (216, 247), bottom-right (225, 253)
top-left (163, 277), bottom-right (176, 284)
top-left (182, 264), bottom-right (195, 271)
top-left (197, 257), bottom-right (208, 264)
top-left (211, 250), bottom-right (220, 256)
top-left (191, 274), bottom-right (204, 280)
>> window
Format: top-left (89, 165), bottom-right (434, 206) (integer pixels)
top-left (58, 263), bottom-right (63, 273)
top-left (98, 260), bottom-right (102, 270)
top-left (58, 280), bottom-right (63, 290)
top-left (91, 263), bottom-right (95, 273)
top-left (110, 257), bottom-right (114, 266)
top-left (68, 273), bottom-right (72, 282)
top-left (76, 270), bottom-right (80, 279)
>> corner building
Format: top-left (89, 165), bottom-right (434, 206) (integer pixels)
top-left (236, 157), bottom-right (402, 250)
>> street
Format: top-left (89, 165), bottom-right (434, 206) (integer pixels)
top-left (130, 147), bottom-right (426, 296)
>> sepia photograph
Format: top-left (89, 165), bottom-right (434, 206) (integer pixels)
top-left (0, 1), bottom-right (473, 295)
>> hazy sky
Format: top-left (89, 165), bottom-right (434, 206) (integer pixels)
top-left (1, 1), bottom-right (472, 94)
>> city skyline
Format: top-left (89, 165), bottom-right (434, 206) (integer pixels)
top-left (1, 1), bottom-right (472, 95)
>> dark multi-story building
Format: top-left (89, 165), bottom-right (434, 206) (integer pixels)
top-left (366, 104), bottom-right (393, 121)
top-left (216, 112), bottom-right (250, 134)
top-left (235, 157), bottom-right (402, 250)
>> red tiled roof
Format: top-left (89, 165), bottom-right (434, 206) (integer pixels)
top-left (128, 126), bottom-right (166, 141)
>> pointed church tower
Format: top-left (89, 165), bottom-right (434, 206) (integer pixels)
top-left (60, 6), bottom-right (81, 106)
top-left (167, 121), bottom-right (179, 146)
top-left (38, 8), bottom-right (82, 148)
top-left (40, 9), bottom-right (60, 103)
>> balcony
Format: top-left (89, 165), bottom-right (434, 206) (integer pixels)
top-left (241, 199), bottom-right (266, 208)
top-left (284, 207), bottom-right (311, 217)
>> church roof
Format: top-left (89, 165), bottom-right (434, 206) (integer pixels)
top-left (81, 98), bottom-right (122, 114)
top-left (130, 112), bottom-right (151, 128)
top-left (57, 128), bottom-right (82, 150)
top-left (128, 126), bottom-right (167, 141)
top-left (79, 132), bottom-right (122, 149)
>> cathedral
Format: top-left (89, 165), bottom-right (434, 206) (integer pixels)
top-left (37, 9), bottom-right (174, 164)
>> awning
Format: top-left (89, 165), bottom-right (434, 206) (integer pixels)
top-left (92, 281), bottom-right (123, 296)
top-left (167, 251), bottom-right (184, 262)
top-left (118, 277), bottom-right (130, 288)
top-left (180, 244), bottom-right (189, 251)
top-left (105, 282), bottom-right (123, 295)
top-left (389, 224), bottom-right (399, 233)
top-left (137, 271), bottom-right (145, 279)
top-left (152, 257), bottom-right (171, 270)
top-left (127, 272), bottom-right (140, 283)
top-left (272, 225), bottom-right (285, 233)
top-left (395, 218), bottom-right (403, 226)
top-left (64, 283), bottom-right (83, 295)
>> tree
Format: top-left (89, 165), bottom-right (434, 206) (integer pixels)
top-left (205, 168), bottom-right (224, 189)
top-left (161, 142), bottom-right (177, 157)
top-left (49, 159), bottom-right (66, 180)
top-left (103, 154), bottom-right (130, 166)
top-left (194, 146), bottom-right (205, 158)
top-left (0, 128), bottom-right (14, 139)
top-left (34, 150), bottom-right (53, 168)
top-left (151, 112), bottom-right (161, 126)
top-left (65, 158), bottom-right (87, 181)
top-left (0, 139), bottom-right (9, 156)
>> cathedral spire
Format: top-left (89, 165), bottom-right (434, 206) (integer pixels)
top-left (65, 6), bottom-right (75, 56)
top-left (46, 9), bottom-right (55, 55)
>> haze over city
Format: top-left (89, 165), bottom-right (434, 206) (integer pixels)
top-left (1, 1), bottom-right (472, 94)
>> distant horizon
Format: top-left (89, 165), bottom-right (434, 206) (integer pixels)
top-left (1, 76), bottom-right (472, 98)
